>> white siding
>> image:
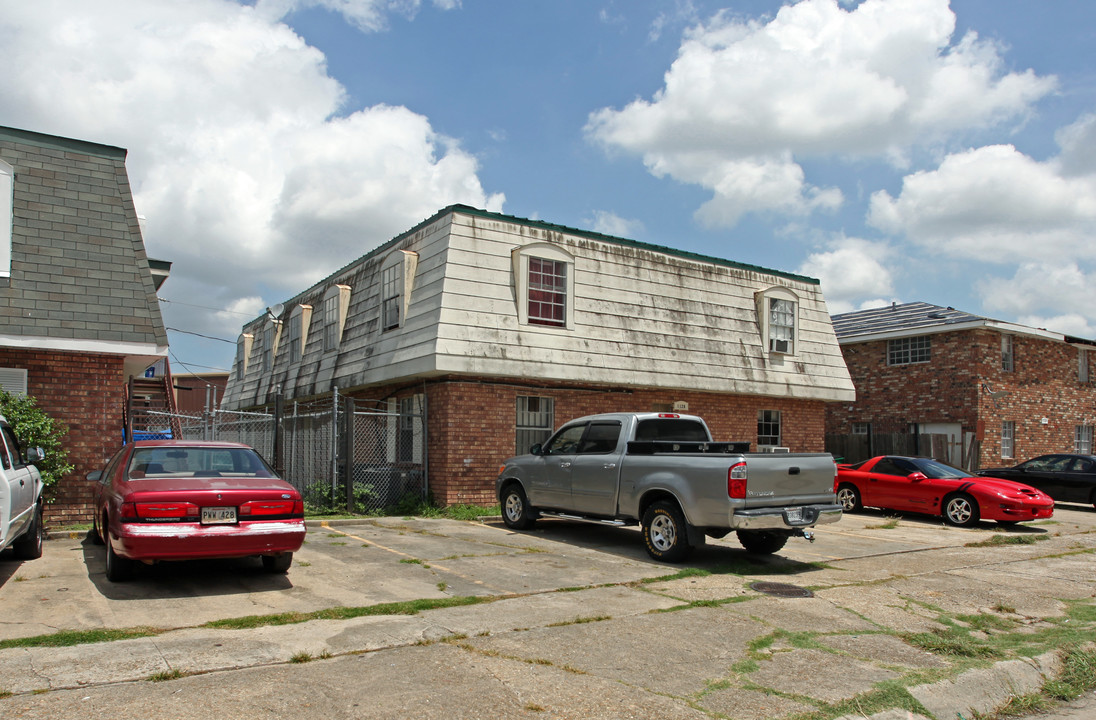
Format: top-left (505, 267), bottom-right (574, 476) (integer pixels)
top-left (222, 207), bottom-right (854, 409)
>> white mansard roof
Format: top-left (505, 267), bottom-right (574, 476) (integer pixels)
top-left (222, 205), bottom-right (855, 408)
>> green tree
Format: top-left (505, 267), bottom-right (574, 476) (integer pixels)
top-left (0, 389), bottom-right (74, 500)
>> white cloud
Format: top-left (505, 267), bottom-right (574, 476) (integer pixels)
top-left (978, 262), bottom-right (1096, 338)
top-left (586, 0), bottom-right (1054, 228)
top-left (867, 144), bottom-right (1096, 262)
top-left (0, 0), bottom-right (500, 342)
top-left (256, 0), bottom-right (458, 33)
top-left (586, 210), bottom-right (644, 238)
top-left (797, 237), bottom-right (895, 313)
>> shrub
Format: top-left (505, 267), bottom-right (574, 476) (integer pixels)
top-left (0, 389), bottom-right (74, 501)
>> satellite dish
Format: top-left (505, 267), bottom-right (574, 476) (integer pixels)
top-left (266, 303), bottom-right (284, 322)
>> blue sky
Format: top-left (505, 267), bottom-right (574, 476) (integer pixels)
top-left (2, 0), bottom-right (1095, 376)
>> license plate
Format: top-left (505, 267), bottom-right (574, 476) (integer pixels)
top-left (201, 506), bottom-right (237, 525)
top-left (785, 507), bottom-right (805, 523)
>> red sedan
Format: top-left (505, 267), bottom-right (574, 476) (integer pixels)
top-left (88, 440), bottom-right (306, 581)
top-left (836, 455), bottom-right (1053, 527)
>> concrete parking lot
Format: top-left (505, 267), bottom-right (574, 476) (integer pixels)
top-left (2, 505), bottom-right (1096, 719)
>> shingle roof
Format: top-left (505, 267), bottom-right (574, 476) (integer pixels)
top-left (831, 302), bottom-right (985, 340)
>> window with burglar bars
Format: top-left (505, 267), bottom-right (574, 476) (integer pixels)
top-left (1001, 420), bottom-right (1015, 459)
top-left (528, 258), bottom-right (566, 327)
top-left (516, 396), bottom-right (554, 455)
top-left (381, 264), bottom-right (400, 330)
top-left (1076, 425), bottom-right (1094, 455)
top-left (757, 409), bottom-right (782, 447)
top-left (888, 336), bottom-right (931, 365)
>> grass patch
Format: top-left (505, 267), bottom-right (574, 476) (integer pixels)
top-left (148, 668), bottom-right (185, 682)
top-left (1044, 646), bottom-right (1096, 700)
top-left (0, 627), bottom-right (160, 650)
top-left (966, 534), bottom-right (1048, 547)
top-left (289, 651), bottom-right (313, 663)
top-left (865, 517), bottom-right (901, 530)
top-left (902, 626), bottom-right (1003, 659)
top-left (546, 615), bottom-right (611, 627)
top-left (203, 595), bottom-right (492, 630)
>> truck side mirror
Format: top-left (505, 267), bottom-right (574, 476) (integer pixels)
top-left (26, 447), bottom-right (44, 463)
top-left (529, 443), bottom-right (543, 456)
top-left (85, 470), bottom-right (102, 482)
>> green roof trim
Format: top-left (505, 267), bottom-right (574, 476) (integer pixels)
top-left (248, 204), bottom-right (820, 326)
top-left (0, 125), bottom-right (127, 160)
top-left (447, 204), bottom-right (820, 285)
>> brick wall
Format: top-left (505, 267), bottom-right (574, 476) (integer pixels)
top-left (1, 348), bottom-right (124, 525)
top-left (353, 377), bottom-right (829, 507)
top-left (826, 328), bottom-right (1096, 468)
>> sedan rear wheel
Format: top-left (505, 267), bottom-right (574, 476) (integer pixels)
top-left (105, 535), bottom-right (135, 582)
top-left (943, 493), bottom-right (980, 527)
top-left (836, 484), bottom-right (862, 513)
top-left (262, 552), bottom-right (293, 574)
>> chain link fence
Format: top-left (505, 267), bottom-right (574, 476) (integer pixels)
top-left (162, 393), bottom-right (427, 514)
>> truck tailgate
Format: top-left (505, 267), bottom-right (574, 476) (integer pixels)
top-left (742, 454), bottom-right (836, 505)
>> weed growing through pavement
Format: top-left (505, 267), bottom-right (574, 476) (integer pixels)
top-left (965, 534), bottom-right (1047, 547)
top-left (865, 517), bottom-right (901, 529)
top-left (148, 668), bottom-right (185, 682)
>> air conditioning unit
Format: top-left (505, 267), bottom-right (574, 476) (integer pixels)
top-left (769, 339), bottom-right (791, 353)
top-left (758, 445), bottom-right (790, 453)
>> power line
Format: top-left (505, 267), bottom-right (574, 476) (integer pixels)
top-left (157, 295), bottom-right (253, 315)
top-left (169, 349), bottom-right (230, 374)
top-left (166, 327), bottom-right (235, 344)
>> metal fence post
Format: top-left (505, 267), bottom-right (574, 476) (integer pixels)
top-left (342, 395), bottom-right (355, 513)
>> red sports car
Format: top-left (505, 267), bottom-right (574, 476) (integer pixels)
top-left (88, 440), bottom-right (306, 581)
top-left (835, 455), bottom-right (1053, 527)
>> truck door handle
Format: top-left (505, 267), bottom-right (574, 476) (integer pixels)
top-left (559, 462), bottom-right (571, 469)
top-left (604, 463), bottom-right (617, 469)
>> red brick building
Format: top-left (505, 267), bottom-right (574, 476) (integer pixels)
top-left (0, 126), bottom-right (169, 523)
top-left (826, 302), bottom-right (1096, 470)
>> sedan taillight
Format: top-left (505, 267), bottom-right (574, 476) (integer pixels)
top-left (239, 500), bottom-right (303, 517)
top-left (137, 502), bottom-right (200, 519)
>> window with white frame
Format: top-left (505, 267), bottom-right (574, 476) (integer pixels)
top-left (286, 312), bottom-right (301, 361)
top-left (0, 159), bottom-right (12, 278)
top-left (758, 409), bottom-right (782, 447)
top-left (755, 287), bottom-right (798, 355)
top-left (379, 251), bottom-right (417, 332)
top-left (1076, 425), bottom-right (1094, 455)
top-left (512, 243), bottom-right (575, 330)
top-left (888, 336), bottom-right (931, 365)
top-left (0, 367), bottom-right (28, 396)
top-left (262, 324), bottom-right (274, 372)
top-left (528, 258), bottom-right (567, 327)
top-left (322, 285), bottom-right (351, 352)
top-left (1080, 349), bottom-right (1091, 383)
top-left (516, 396), bottom-right (555, 455)
top-left (235, 335), bottom-right (251, 380)
top-left (1001, 335), bottom-right (1014, 372)
top-left (1001, 420), bottom-right (1015, 459)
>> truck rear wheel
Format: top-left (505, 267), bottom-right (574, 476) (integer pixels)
top-left (501, 483), bottom-right (537, 530)
top-left (737, 530), bottom-right (788, 555)
top-left (641, 501), bottom-right (692, 563)
top-left (12, 502), bottom-right (44, 560)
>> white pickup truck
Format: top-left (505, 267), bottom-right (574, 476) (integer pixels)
top-left (496, 412), bottom-right (841, 562)
top-left (0, 415), bottom-right (45, 560)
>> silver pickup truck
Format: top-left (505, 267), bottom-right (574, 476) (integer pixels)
top-left (496, 412), bottom-right (841, 562)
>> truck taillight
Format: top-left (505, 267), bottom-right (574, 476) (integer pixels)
top-left (728, 461), bottom-right (747, 498)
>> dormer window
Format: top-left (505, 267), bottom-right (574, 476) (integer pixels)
top-left (513, 242), bottom-right (575, 329)
top-left (756, 287), bottom-right (798, 355)
top-left (379, 251), bottom-right (418, 332)
top-left (235, 334), bottom-right (252, 380)
top-left (323, 284), bottom-right (351, 352)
